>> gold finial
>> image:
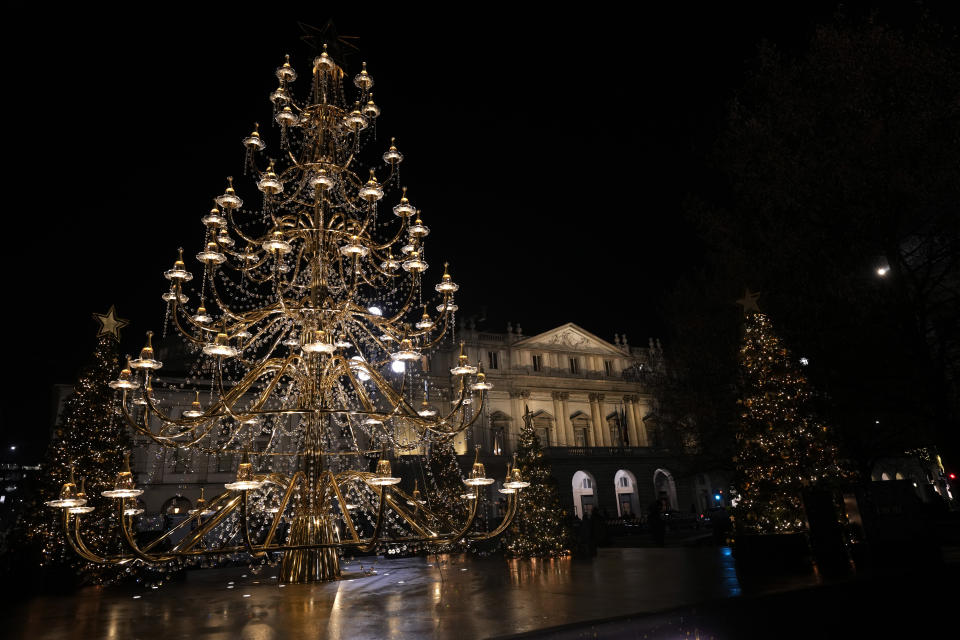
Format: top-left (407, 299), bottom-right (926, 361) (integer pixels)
top-left (68, 465), bottom-right (76, 485)
top-left (226, 176), bottom-right (234, 186)
top-left (473, 444), bottom-right (481, 464)
top-left (177, 247), bottom-right (184, 261)
top-left (284, 54), bottom-right (291, 65)
top-left (122, 452), bottom-right (132, 473)
top-left (145, 331), bottom-right (154, 348)
top-left (391, 136), bottom-right (396, 144)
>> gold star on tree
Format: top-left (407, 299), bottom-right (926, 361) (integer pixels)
top-left (736, 288), bottom-right (762, 315)
top-left (93, 305), bottom-right (129, 339)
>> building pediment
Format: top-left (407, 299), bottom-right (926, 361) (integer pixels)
top-left (513, 323), bottom-right (626, 355)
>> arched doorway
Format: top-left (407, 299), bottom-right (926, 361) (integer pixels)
top-left (614, 470), bottom-right (639, 518)
top-left (572, 470), bottom-right (597, 519)
top-left (162, 495), bottom-right (192, 516)
top-left (653, 468), bottom-right (678, 511)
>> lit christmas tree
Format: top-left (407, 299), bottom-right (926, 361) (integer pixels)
top-left (25, 309), bottom-right (134, 584)
top-left (733, 291), bottom-right (846, 535)
top-left (423, 438), bottom-right (468, 551)
top-left (504, 407), bottom-right (572, 558)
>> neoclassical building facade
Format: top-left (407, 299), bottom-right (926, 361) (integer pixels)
top-left (422, 322), bottom-right (712, 519)
top-left (56, 323), bottom-right (726, 525)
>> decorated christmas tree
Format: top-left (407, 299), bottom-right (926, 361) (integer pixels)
top-left (24, 308), bottom-right (134, 584)
top-left (733, 291), bottom-right (846, 535)
top-left (423, 438), bottom-right (468, 550)
top-left (504, 407), bottom-right (572, 557)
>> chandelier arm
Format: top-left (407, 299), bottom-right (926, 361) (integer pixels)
top-left (469, 491), bottom-right (519, 540)
top-left (63, 511), bottom-right (125, 564)
top-left (239, 257), bottom-right (280, 284)
top-left (118, 391), bottom-right (188, 448)
top-left (354, 483), bottom-right (390, 553)
top-left (176, 297), bottom-right (223, 336)
top-left (215, 355), bottom-right (301, 426)
top-left (382, 492), bottom-right (437, 538)
top-left (382, 274), bottom-right (419, 326)
top-left (168, 293), bottom-right (214, 345)
top-left (361, 366), bottom-right (423, 420)
top-left (411, 295), bottom-right (455, 346)
top-left (118, 500), bottom-right (177, 563)
top-left (240, 490), bottom-right (268, 558)
top-left (280, 240), bottom-right (310, 289)
top-left (142, 490), bottom-right (234, 552)
top-left (139, 359), bottom-right (296, 444)
top-left (428, 486), bottom-right (482, 543)
top-left (325, 470), bottom-right (361, 543)
top-left (368, 214), bottom-right (408, 252)
top-left (206, 273), bottom-right (255, 322)
top-left (171, 494), bottom-right (244, 553)
top-left (331, 355), bottom-right (377, 414)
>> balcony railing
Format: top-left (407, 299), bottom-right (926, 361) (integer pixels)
top-left (543, 446), bottom-right (661, 458)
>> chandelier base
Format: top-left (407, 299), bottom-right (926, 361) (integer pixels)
top-left (279, 513), bottom-right (342, 584)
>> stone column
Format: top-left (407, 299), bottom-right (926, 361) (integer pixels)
top-left (596, 393), bottom-right (611, 446)
top-left (623, 395), bottom-right (640, 447)
top-left (632, 399), bottom-right (649, 446)
top-left (509, 391), bottom-right (523, 452)
top-left (589, 393), bottom-right (604, 448)
top-left (560, 392), bottom-right (574, 446)
top-left (551, 392), bottom-right (566, 446)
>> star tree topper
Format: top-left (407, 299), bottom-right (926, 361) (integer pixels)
top-left (93, 305), bottom-right (129, 339)
top-left (736, 289), bottom-right (762, 315)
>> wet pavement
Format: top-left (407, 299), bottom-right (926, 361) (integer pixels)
top-left (7, 547), bottom-right (826, 640)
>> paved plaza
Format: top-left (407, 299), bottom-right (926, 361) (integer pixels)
top-left (6, 547), bottom-right (836, 640)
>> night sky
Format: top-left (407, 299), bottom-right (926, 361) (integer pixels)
top-left (5, 4), bottom-right (957, 459)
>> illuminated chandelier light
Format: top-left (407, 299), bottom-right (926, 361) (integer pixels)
top-left (49, 44), bottom-right (521, 584)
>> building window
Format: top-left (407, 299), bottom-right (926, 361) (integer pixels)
top-left (536, 427), bottom-right (550, 447)
top-left (575, 429), bottom-right (587, 447)
top-left (173, 450), bottom-right (188, 474)
top-left (488, 351), bottom-right (499, 370)
top-left (609, 421), bottom-right (623, 447)
top-left (618, 476), bottom-right (629, 488)
top-left (492, 429), bottom-right (503, 456)
top-left (581, 477), bottom-right (593, 489)
top-left (604, 360), bottom-right (613, 376)
top-left (532, 354), bottom-right (542, 372)
top-left (569, 357), bottom-right (580, 374)
top-left (217, 454), bottom-right (235, 473)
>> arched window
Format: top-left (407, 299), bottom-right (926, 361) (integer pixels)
top-left (572, 470), bottom-right (597, 519)
top-left (653, 468), bottom-right (679, 511)
top-left (614, 470), bottom-right (639, 517)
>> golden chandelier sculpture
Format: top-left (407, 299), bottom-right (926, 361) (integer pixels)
top-left (47, 45), bottom-right (527, 583)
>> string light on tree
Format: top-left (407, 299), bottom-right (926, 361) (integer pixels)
top-left (732, 290), bottom-right (847, 535)
top-left (503, 407), bottom-right (573, 558)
